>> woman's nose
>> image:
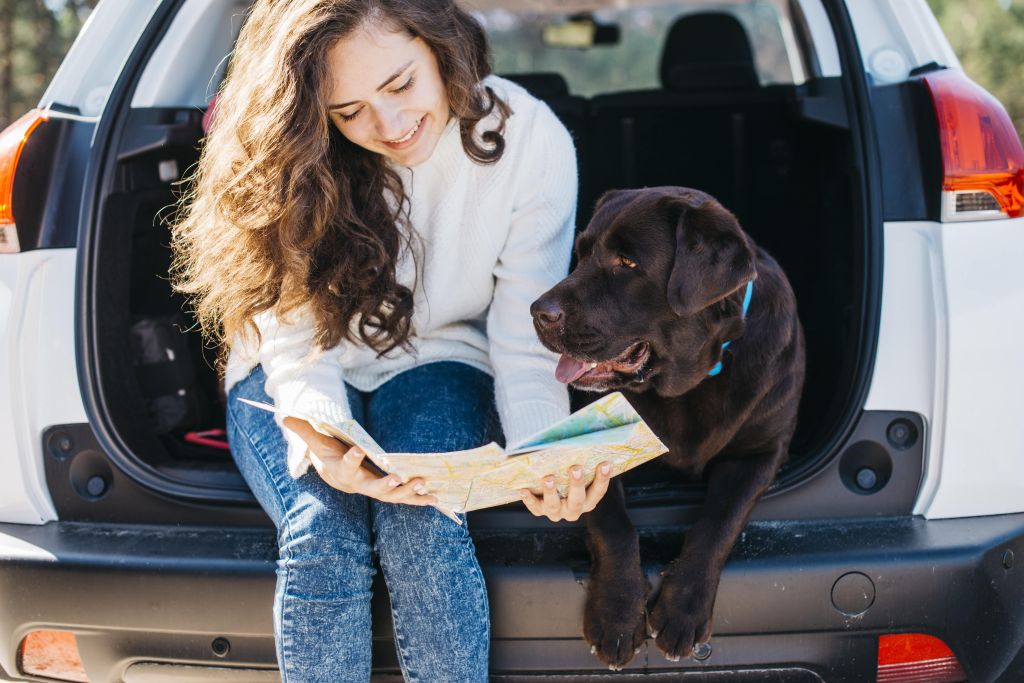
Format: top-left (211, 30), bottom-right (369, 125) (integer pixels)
top-left (374, 105), bottom-right (406, 140)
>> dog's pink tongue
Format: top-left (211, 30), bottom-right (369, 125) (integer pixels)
top-left (555, 355), bottom-right (590, 384)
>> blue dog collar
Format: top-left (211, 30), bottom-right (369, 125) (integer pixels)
top-left (707, 280), bottom-right (754, 377)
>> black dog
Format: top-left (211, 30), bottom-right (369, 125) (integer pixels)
top-left (531, 187), bottom-right (805, 668)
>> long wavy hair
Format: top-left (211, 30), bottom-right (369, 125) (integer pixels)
top-left (170, 0), bottom-right (510, 361)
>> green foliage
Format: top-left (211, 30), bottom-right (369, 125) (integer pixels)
top-left (1, 0), bottom-right (93, 129)
top-left (927, 0), bottom-right (1024, 137)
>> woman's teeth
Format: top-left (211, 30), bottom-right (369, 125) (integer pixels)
top-left (389, 118), bottom-right (421, 144)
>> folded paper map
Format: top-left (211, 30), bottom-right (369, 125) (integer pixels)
top-left (238, 392), bottom-right (668, 523)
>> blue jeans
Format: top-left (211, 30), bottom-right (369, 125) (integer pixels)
top-left (226, 362), bottom-right (503, 683)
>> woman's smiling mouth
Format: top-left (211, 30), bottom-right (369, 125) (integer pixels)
top-left (383, 115), bottom-right (425, 149)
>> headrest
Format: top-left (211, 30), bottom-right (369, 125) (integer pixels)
top-left (503, 72), bottom-right (571, 100)
top-left (660, 13), bottom-right (759, 92)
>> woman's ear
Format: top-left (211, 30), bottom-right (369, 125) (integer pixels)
top-left (666, 195), bottom-right (756, 317)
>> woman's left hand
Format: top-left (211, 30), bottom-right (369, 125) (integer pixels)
top-left (520, 462), bottom-right (612, 522)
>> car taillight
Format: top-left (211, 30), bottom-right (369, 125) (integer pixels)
top-left (877, 633), bottom-right (967, 683)
top-left (0, 109), bottom-right (47, 253)
top-left (921, 69), bottom-right (1024, 222)
top-left (17, 630), bottom-right (89, 682)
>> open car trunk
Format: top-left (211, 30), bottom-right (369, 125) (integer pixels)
top-left (77, 0), bottom-right (879, 525)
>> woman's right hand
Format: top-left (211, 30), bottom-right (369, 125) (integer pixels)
top-left (283, 417), bottom-right (438, 506)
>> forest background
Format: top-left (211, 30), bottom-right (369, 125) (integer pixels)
top-left (0, 0), bottom-right (1022, 137)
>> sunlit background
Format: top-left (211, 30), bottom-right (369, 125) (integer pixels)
top-left (0, 0), bottom-right (94, 128)
top-left (0, 0), bottom-right (1021, 136)
top-left (928, 0), bottom-right (1024, 137)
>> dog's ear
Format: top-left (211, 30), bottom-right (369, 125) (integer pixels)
top-left (591, 189), bottom-right (638, 221)
top-left (666, 195), bottom-right (756, 317)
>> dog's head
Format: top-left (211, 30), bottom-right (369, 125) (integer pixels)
top-left (532, 187), bottom-right (757, 396)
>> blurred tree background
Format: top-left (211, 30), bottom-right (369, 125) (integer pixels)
top-left (0, 0), bottom-right (1021, 136)
top-left (0, 0), bottom-right (95, 130)
top-left (927, 0), bottom-right (1024, 138)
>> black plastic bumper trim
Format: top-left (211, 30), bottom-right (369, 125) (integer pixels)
top-left (123, 663), bottom-right (281, 683)
top-left (0, 514), bottom-right (1021, 682)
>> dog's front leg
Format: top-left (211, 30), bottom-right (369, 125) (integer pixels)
top-left (583, 477), bottom-right (648, 669)
top-left (650, 447), bottom-right (786, 661)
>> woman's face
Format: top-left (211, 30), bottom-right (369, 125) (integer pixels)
top-left (326, 23), bottom-right (451, 167)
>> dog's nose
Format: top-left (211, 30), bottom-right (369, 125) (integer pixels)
top-left (531, 298), bottom-right (564, 329)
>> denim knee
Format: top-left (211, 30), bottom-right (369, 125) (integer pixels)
top-left (227, 365), bottom-right (376, 594)
top-left (279, 486), bottom-right (374, 577)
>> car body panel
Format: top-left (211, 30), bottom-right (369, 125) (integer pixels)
top-left (864, 221), bottom-right (945, 513)
top-left (2, 0), bottom-right (1023, 680)
top-left (927, 217), bottom-right (1024, 518)
top-left (0, 249), bottom-right (81, 524)
top-left (864, 216), bottom-right (1024, 520)
top-left (39, 0), bottom-right (162, 117)
top-left (131, 0), bottom-right (248, 110)
top-left (844, 0), bottom-right (959, 85)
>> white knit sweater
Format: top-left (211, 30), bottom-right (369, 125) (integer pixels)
top-left (223, 76), bottom-right (578, 478)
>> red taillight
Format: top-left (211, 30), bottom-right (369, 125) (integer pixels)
top-left (17, 630), bottom-right (89, 682)
top-left (922, 69), bottom-right (1024, 220)
top-left (0, 108), bottom-right (48, 252)
top-left (877, 633), bottom-right (967, 683)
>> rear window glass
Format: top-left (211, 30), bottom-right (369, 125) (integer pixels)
top-left (473, 0), bottom-right (807, 96)
top-left (134, 0), bottom-right (834, 110)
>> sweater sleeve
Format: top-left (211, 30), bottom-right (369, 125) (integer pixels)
top-left (486, 103), bottom-right (578, 447)
top-left (250, 307), bottom-right (354, 478)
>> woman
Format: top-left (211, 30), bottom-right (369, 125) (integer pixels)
top-left (171, 0), bottom-right (608, 681)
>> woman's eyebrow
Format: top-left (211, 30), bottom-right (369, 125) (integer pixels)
top-left (329, 60), bottom-right (414, 110)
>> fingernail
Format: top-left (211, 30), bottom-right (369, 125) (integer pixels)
top-left (520, 490), bottom-right (529, 498)
top-left (600, 464), bottom-right (611, 475)
top-left (572, 467), bottom-right (583, 480)
top-left (414, 484), bottom-right (426, 495)
top-left (545, 478), bottom-right (555, 489)
top-left (388, 477), bottom-right (400, 488)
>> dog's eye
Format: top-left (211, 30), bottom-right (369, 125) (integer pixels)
top-left (616, 254), bottom-right (638, 269)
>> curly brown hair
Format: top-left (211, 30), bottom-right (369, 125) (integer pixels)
top-left (170, 0), bottom-right (510, 362)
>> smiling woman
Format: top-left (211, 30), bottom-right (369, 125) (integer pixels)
top-left (326, 28), bottom-right (451, 166)
top-left (171, 0), bottom-right (515, 361)
top-left (167, 0), bottom-right (582, 681)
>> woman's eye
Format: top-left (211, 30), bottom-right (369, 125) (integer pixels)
top-left (617, 254), bottom-right (638, 269)
top-left (393, 76), bottom-right (415, 94)
top-left (335, 76), bottom-right (413, 124)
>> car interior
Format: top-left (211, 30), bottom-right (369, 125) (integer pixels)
top-left (88, 0), bottom-right (866, 503)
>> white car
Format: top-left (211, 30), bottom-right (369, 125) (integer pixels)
top-left (1, 0), bottom-right (1022, 681)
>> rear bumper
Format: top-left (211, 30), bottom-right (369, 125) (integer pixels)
top-left (1, 514), bottom-right (1022, 682)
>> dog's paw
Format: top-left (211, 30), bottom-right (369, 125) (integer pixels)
top-left (648, 572), bottom-right (715, 661)
top-left (583, 569), bottom-right (648, 668)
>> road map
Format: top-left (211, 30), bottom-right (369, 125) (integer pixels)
top-left (238, 392), bottom-right (669, 523)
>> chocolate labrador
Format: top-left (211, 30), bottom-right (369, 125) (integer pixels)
top-left (531, 187), bottom-right (805, 668)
